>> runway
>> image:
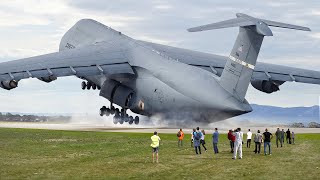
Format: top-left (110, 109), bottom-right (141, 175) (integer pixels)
top-left (0, 122), bottom-right (319, 134)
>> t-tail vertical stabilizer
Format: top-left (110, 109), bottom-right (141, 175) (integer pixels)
top-left (188, 13), bottom-right (310, 102)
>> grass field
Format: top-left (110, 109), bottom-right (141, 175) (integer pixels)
top-left (0, 128), bottom-right (319, 179)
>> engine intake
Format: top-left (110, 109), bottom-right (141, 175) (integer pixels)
top-left (99, 79), bottom-right (135, 108)
top-left (251, 80), bottom-right (284, 94)
top-left (0, 80), bottom-right (18, 90)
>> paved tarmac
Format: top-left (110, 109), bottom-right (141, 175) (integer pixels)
top-left (0, 122), bottom-right (319, 134)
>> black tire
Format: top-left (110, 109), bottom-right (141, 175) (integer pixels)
top-left (115, 108), bottom-right (120, 115)
top-left (106, 108), bottom-right (110, 116)
top-left (87, 82), bottom-right (92, 90)
top-left (99, 108), bottom-right (104, 116)
top-left (99, 106), bottom-right (107, 116)
top-left (92, 84), bottom-right (97, 90)
top-left (110, 106), bottom-right (115, 115)
top-left (119, 117), bottom-right (124, 124)
top-left (113, 116), bottom-right (118, 124)
top-left (81, 81), bottom-right (86, 90)
top-left (129, 120), bottom-right (133, 125)
top-left (97, 86), bottom-right (101, 90)
top-left (134, 116), bottom-right (139, 125)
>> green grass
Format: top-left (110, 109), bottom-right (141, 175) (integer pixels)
top-left (0, 128), bottom-right (319, 180)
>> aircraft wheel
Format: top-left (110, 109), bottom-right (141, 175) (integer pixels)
top-left (97, 86), bottom-right (101, 90)
top-left (110, 106), bottom-right (115, 115)
top-left (115, 108), bottom-right (120, 115)
top-left (99, 106), bottom-right (107, 116)
top-left (134, 116), bottom-right (139, 125)
top-left (106, 108), bottom-right (110, 116)
top-left (81, 81), bottom-right (86, 90)
top-left (92, 84), bottom-right (97, 90)
top-left (87, 82), bottom-right (92, 90)
top-left (129, 120), bottom-right (133, 125)
top-left (119, 117), bottom-right (124, 124)
top-left (113, 116), bottom-right (118, 124)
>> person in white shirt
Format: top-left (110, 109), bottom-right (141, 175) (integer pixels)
top-left (233, 127), bottom-right (243, 159)
top-left (247, 129), bottom-right (252, 148)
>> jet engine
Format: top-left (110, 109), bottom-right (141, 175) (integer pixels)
top-left (251, 80), bottom-right (284, 94)
top-left (99, 79), bottom-right (134, 108)
top-left (0, 80), bottom-right (18, 90)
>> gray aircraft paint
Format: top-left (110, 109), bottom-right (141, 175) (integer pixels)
top-left (0, 14), bottom-right (314, 123)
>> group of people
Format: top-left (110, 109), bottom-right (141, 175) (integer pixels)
top-left (187, 127), bottom-right (219, 154)
top-left (150, 127), bottom-right (296, 163)
top-left (228, 128), bottom-right (296, 159)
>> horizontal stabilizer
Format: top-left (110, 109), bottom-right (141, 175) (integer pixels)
top-left (187, 13), bottom-right (311, 36)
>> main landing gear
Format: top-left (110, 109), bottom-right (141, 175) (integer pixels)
top-left (81, 81), bottom-right (101, 90)
top-left (99, 105), bottom-right (139, 125)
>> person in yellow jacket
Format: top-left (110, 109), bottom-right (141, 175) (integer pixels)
top-left (151, 131), bottom-right (161, 163)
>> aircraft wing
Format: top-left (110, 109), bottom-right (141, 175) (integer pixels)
top-left (0, 42), bottom-right (134, 84)
top-left (141, 41), bottom-right (320, 85)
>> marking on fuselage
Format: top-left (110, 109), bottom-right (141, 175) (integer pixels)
top-left (229, 55), bottom-right (255, 70)
top-left (65, 43), bottom-right (75, 49)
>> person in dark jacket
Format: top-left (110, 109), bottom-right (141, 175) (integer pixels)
top-left (286, 129), bottom-right (291, 144)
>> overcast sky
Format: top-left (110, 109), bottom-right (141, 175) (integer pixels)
top-left (0, 0), bottom-right (319, 114)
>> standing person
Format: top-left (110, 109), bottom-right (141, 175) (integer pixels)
top-left (253, 130), bottom-right (262, 154)
top-left (177, 129), bottom-right (184, 147)
top-left (281, 129), bottom-right (285, 145)
top-left (193, 127), bottom-right (202, 155)
top-left (275, 128), bottom-right (283, 148)
top-left (292, 131), bottom-right (295, 144)
top-left (247, 129), bottom-right (252, 148)
top-left (263, 128), bottom-right (273, 155)
top-left (150, 131), bottom-right (161, 163)
top-left (233, 128), bottom-right (243, 159)
top-left (200, 130), bottom-right (207, 152)
top-left (212, 128), bottom-right (219, 154)
top-left (286, 129), bottom-right (291, 144)
top-left (228, 130), bottom-right (235, 153)
top-left (191, 129), bottom-right (195, 147)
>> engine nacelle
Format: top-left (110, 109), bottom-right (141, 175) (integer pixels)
top-left (38, 76), bottom-right (57, 83)
top-left (99, 79), bottom-right (134, 108)
top-left (0, 80), bottom-right (18, 90)
top-left (251, 80), bottom-right (284, 94)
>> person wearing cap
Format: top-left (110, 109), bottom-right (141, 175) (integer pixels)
top-left (150, 131), bottom-right (161, 163)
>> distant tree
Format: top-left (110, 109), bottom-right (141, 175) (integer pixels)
top-left (308, 122), bottom-right (320, 128)
top-left (291, 122), bottom-right (305, 128)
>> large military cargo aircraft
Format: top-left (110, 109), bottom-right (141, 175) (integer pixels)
top-left (0, 13), bottom-right (317, 124)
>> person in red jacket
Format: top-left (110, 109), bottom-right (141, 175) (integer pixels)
top-left (228, 129), bottom-right (236, 153)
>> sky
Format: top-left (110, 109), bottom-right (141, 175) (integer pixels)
top-left (0, 0), bottom-right (319, 114)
